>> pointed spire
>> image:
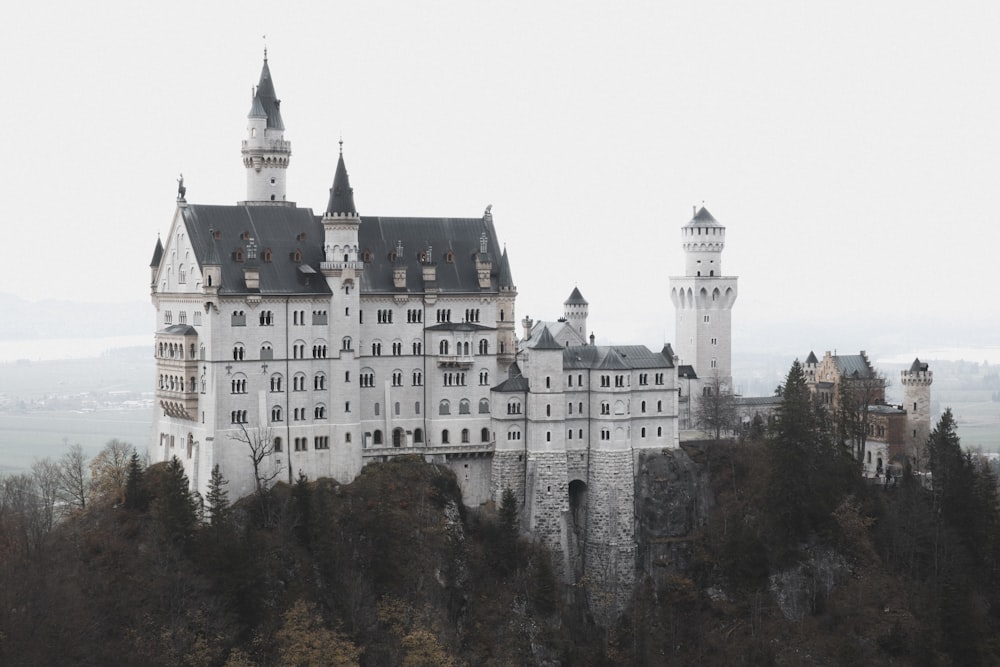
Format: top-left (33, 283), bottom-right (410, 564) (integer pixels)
top-left (686, 206), bottom-right (720, 226)
top-left (498, 247), bottom-right (514, 289)
top-left (149, 237), bottom-right (164, 267)
top-left (326, 148), bottom-right (357, 215)
top-left (248, 56), bottom-right (284, 130)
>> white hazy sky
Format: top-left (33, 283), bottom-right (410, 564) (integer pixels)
top-left (2, 1), bottom-right (998, 356)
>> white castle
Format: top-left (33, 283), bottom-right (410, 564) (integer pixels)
top-left (148, 54), bottom-right (819, 616)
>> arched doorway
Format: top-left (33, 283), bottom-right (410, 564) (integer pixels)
top-left (392, 428), bottom-right (403, 448)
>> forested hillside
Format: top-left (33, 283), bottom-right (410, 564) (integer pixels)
top-left (1, 362), bottom-right (999, 665)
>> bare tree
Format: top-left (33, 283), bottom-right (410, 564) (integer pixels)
top-left (89, 439), bottom-right (134, 505)
top-left (695, 373), bottom-right (739, 440)
top-left (230, 422), bottom-right (279, 496)
top-left (837, 371), bottom-right (888, 471)
top-left (56, 444), bottom-right (90, 514)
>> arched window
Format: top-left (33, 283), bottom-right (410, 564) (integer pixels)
top-left (459, 399), bottom-right (470, 415)
top-left (373, 430), bottom-right (383, 445)
top-left (271, 406), bottom-right (282, 422)
top-left (441, 429), bottom-right (450, 444)
top-left (479, 339), bottom-right (489, 354)
top-left (393, 428), bottom-right (403, 447)
top-left (481, 427), bottom-right (490, 442)
top-left (342, 336), bottom-right (352, 351)
top-left (461, 429), bottom-right (469, 443)
top-left (439, 400), bottom-right (450, 415)
top-left (414, 428), bottom-right (424, 444)
top-left (273, 437), bottom-right (282, 452)
top-left (439, 340), bottom-right (449, 355)
top-left (478, 398), bottom-right (490, 414)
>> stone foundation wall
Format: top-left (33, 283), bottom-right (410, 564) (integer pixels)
top-left (526, 451), bottom-right (570, 580)
top-left (490, 450), bottom-right (526, 509)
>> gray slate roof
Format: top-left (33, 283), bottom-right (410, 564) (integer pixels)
top-left (805, 351), bottom-right (819, 365)
top-left (250, 58), bottom-right (284, 130)
top-left (180, 203), bottom-right (508, 297)
top-left (493, 362), bottom-right (530, 393)
top-left (326, 152), bottom-right (356, 215)
top-left (562, 345), bottom-right (674, 370)
top-left (910, 358), bottom-right (929, 373)
top-left (685, 206), bottom-right (721, 227)
top-left (834, 353), bottom-right (875, 379)
top-left (526, 326), bottom-right (563, 350)
top-left (564, 286), bottom-right (587, 305)
top-left (150, 238), bottom-right (164, 267)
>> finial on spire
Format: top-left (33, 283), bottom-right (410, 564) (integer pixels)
top-left (262, 35), bottom-right (268, 61)
top-left (339, 135), bottom-right (343, 155)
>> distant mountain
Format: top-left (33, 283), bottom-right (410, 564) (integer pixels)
top-left (0, 293), bottom-right (150, 340)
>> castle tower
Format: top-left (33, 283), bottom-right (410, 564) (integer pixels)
top-left (320, 145), bottom-right (364, 481)
top-left (563, 287), bottom-right (588, 341)
top-left (241, 53), bottom-right (292, 205)
top-left (901, 358), bottom-right (933, 468)
top-left (669, 207), bottom-right (738, 400)
top-left (496, 247), bottom-right (517, 372)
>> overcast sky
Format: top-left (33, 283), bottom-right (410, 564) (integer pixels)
top-left (2, 1), bottom-right (998, 358)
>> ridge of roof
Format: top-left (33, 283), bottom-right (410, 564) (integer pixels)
top-left (529, 326), bottom-right (563, 350)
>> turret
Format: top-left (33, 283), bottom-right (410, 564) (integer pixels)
top-left (901, 358), bottom-right (933, 467)
top-left (241, 52), bottom-right (292, 205)
top-left (563, 287), bottom-right (588, 340)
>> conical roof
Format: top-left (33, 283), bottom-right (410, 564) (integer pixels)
top-left (248, 57), bottom-right (284, 130)
top-left (684, 206), bottom-right (721, 227)
top-left (326, 150), bottom-right (357, 215)
top-left (149, 238), bottom-right (164, 267)
top-left (564, 286), bottom-right (587, 305)
top-left (498, 248), bottom-right (514, 289)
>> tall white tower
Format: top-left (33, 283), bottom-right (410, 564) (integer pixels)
top-left (241, 52), bottom-right (292, 205)
top-left (669, 207), bottom-right (738, 399)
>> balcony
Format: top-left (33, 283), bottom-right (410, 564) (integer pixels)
top-left (437, 354), bottom-right (474, 369)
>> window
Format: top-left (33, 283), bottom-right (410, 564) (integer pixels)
top-left (507, 400), bottom-right (521, 415)
top-left (314, 436), bottom-right (329, 450)
top-left (293, 374), bottom-right (306, 391)
top-left (342, 337), bottom-right (352, 351)
top-left (392, 341), bottom-right (402, 356)
top-left (345, 401), bottom-right (351, 413)
top-left (259, 310), bottom-right (274, 326)
top-left (440, 400), bottom-right (451, 415)
top-left (392, 371), bottom-right (403, 387)
top-left (703, 315), bottom-right (710, 323)
top-left (641, 400), bottom-right (646, 413)
top-left (232, 344), bottom-right (245, 361)
top-left (231, 377), bottom-right (247, 394)
top-left (312, 310), bottom-right (328, 325)
top-left (407, 309), bottom-right (423, 323)
top-left (568, 403), bottom-right (573, 415)
top-left (657, 400), bottom-right (663, 412)
top-left (412, 370), bottom-right (423, 386)
top-left (415, 401), bottom-right (421, 415)
top-left (641, 427), bottom-right (646, 438)
top-left (711, 358), bottom-right (717, 369)
top-left (178, 311), bottom-right (187, 325)
top-left (461, 428), bottom-right (470, 443)
top-left (568, 430), bottom-right (573, 440)
top-left (193, 312), bottom-right (201, 326)
top-left (478, 339), bottom-right (489, 355)
top-left (360, 372), bottom-right (374, 387)
top-left (657, 427), bottom-right (663, 437)
top-left (344, 371), bottom-right (350, 383)
top-left (232, 310), bottom-right (246, 326)
top-left (600, 429), bottom-right (610, 441)
top-left (314, 373), bottom-right (326, 390)
top-left (292, 342), bottom-right (305, 359)
top-left (439, 340), bottom-right (449, 355)
top-left (294, 437), bottom-right (307, 451)
top-left (271, 406), bottom-right (282, 422)
top-left (545, 431), bottom-right (551, 442)
top-left (273, 437), bottom-right (282, 452)
top-left (546, 404), bottom-right (551, 416)
top-left (394, 402), bottom-right (400, 416)
top-left (374, 403), bottom-right (380, 416)
top-left (478, 398), bottom-right (490, 414)
top-left (260, 343), bottom-right (273, 360)
top-left (459, 399), bottom-right (471, 414)
top-left (230, 410), bottom-right (247, 424)
top-left (639, 373), bottom-right (648, 386)
top-left (377, 309), bottom-right (393, 324)
top-left (545, 377), bottom-right (551, 389)
top-left (313, 343), bottom-right (328, 359)
top-left (371, 342), bottom-right (382, 356)
top-left (481, 427), bottom-right (490, 442)
top-left (600, 402), bottom-right (610, 415)
top-left (441, 430), bottom-right (450, 444)
top-left (412, 341), bottom-right (423, 355)
top-left (270, 374), bottom-right (283, 392)
top-left (655, 373), bottom-right (664, 385)
top-left (711, 337), bottom-right (718, 345)
top-left (414, 428), bottom-right (424, 443)
top-left (507, 428), bottom-right (521, 441)
top-left (601, 375), bottom-right (610, 387)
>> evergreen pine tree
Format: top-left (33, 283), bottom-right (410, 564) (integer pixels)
top-left (205, 464), bottom-right (230, 527)
top-left (154, 456), bottom-right (199, 544)
top-left (123, 451), bottom-right (147, 511)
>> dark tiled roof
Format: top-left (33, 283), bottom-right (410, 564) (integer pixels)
top-left (527, 326), bottom-right (563, 351)
top-left (150, 238), bottom-right (164, 267)
top-left (562, 345), bottom-right (674, 370)
top-left (180, 204), bottom-right (506, 297)
top-left (662, 343), bottom-right (675, 361)
top-left (834, 353), bottom-right (875, 379)
top-left (358, 215), bottom-right (503, 293)
top-left (564, 286), bottom-right (587, 305)
top-left (685, 206), bottom-right (721, 227)
top-left (325, 152), bottom-right (356, 215)
top-left (736, 396), bottom-right (780, 407)
top-left (677, 364), bottom-right (697, 379)
top-left (252, 58), bottom-right (284, 130)
top-left (493, 362), bottom-right (529, 392)
top-left (805, 351), bottom-right (818, 364)
top-left (158, 324), bottom-right (198, 336)
top-left (426, 322), bottom-right (494, 332)
top-left (910, 358), bottom-right (929, 373)
top-left (183, 204), bottom-right (329, 296)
